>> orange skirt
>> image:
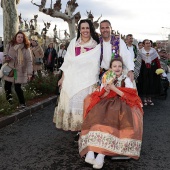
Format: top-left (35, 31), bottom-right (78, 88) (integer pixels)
top-left (79, 96), bottom-right (143, 160)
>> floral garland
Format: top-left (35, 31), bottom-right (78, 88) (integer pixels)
top-left (99, 35), bottom-right (120, 65)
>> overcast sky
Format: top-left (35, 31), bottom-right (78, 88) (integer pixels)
top-left (0, 0), bottom-right (170, 42)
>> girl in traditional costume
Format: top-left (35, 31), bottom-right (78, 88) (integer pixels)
top-left (53, 19), bottom-right (100, 132)
top-left (79, 58), bottom-right (143, 169)
top-left (137, 39), bottom-right (162, 106)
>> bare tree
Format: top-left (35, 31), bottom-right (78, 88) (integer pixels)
top-left (18, 13), bottom-right (24, 30)
top-left (1, 0), bottom-right (20, 47)
top-left (86, 11), bottom-right (102, 30)
top-left (31, 0), bottom-right (81, 39)
top-left (23, 19), bottom-right (29, 30)
top-left (18, 13), bottom-right (23, 25)
top-left (93, 14), bottom-right (102, 30)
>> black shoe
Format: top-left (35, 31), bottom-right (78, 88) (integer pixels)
top-left (74, 132), bottom-right (80, 142)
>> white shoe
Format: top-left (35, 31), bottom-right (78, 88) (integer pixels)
top-left (85, 151), bottom-right (95, 165)
top-left (85, 157), bottom-right (95, 165)
top-left (93, 154), bottom-right (105, 169)
top-left (93, 161), bottom-right (104, 169)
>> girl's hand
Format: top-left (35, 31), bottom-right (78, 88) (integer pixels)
top-left (104, 84), bottom-right (111, 92)
top-left (110, 83), bottom-right (115, 90)
top-left (101, 91), bottom-right (110, 98)
top-left (110, 83), bottom-right (124, 97)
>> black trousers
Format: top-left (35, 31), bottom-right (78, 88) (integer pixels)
top-left (57, 57), bottom-right (64, 69)
top-left (4, 80), bottom-right (25, 105)
top-left (46, 66), bottom-right (54, 73)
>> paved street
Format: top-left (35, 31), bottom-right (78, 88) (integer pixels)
top-left (0, 90), bottom-right (170, 170)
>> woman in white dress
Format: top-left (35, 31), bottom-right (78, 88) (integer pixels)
top-left (53, 19), bottom-right (100, 132)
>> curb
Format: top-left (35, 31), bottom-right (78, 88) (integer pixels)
top-left (0, 95), bottom-right (58, 129)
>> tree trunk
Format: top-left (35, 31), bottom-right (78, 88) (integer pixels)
top-left (1, 0), bottom-right (19, 48)
top-left (68, 19), bottom-right (76, 39)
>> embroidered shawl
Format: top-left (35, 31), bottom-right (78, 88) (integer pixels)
top-left (139, 47), bottom-right (159, 64)
top-left (99, 35), bottom-right (120, 65)
top-left (60, 37), bottom-right (101, 99)
top-left (75, 37), bottom-right (97, 56)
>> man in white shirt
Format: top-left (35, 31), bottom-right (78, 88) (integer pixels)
top-left (100, 20), bottom-right (134, 82)
top-left (126, 34), bottom-right (138, 62)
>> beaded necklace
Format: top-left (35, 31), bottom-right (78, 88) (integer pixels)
top-left (99, 35), bottom-right (120, 65)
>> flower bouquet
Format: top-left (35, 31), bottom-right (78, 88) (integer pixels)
top-left (155, 68), bottom-right (164, 75)
top-left (102, 70), bottom-right (116, 85)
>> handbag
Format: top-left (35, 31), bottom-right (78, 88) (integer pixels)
top-left (34, 58), bottom-right (43, 65)
top-left (3, 64), bottom-right (14, 77)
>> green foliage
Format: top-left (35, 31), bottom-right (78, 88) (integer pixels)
top-left (0, 88), bottom-right (38, 115)
top-left (0, 92), bottom-right (18, 115)
top-left (0, 73), bottom-right (59, 116)
top-left (25, 73), bottom-right (59, 95)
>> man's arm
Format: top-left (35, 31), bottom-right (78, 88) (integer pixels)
top-left (119, 39), bottom-right (134, 81)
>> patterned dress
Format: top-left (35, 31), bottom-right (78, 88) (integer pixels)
top-left (79, 75), bottom-right (143, 159)
top-left (53, 38), bottom-right (99, 131)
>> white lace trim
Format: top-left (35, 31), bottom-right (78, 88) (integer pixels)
top-left (53, 86), bottom-right (93, 131)
top-left (79, 131), bottom-right (142, 157)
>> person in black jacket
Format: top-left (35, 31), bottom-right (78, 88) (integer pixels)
top-left (44, 42), bottom-right (57, 73)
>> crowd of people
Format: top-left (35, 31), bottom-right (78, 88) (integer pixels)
top-left (0, 19), bottom-right (170, 169)
top-left (0, 31), bottom-right (66, 108)
top-left (52, 19), bottom-right (169, 169)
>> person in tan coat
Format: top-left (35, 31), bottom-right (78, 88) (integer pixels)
top-left (30, 40), bottom-right (44, 78)
top-left (3, 31), bottom-right (33, 108)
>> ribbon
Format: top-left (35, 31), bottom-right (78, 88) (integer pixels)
top-left (14, 69), bottom-right (17, 80)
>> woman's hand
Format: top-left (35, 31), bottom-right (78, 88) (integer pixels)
top-left (27, 75), bottom-right (32, 82)
top-left (5, 55), bottom-right (12, 61)
top-left (58, 77), bottom-right (63, 87)
top-left (58, 73), bottom-right (64, 88)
